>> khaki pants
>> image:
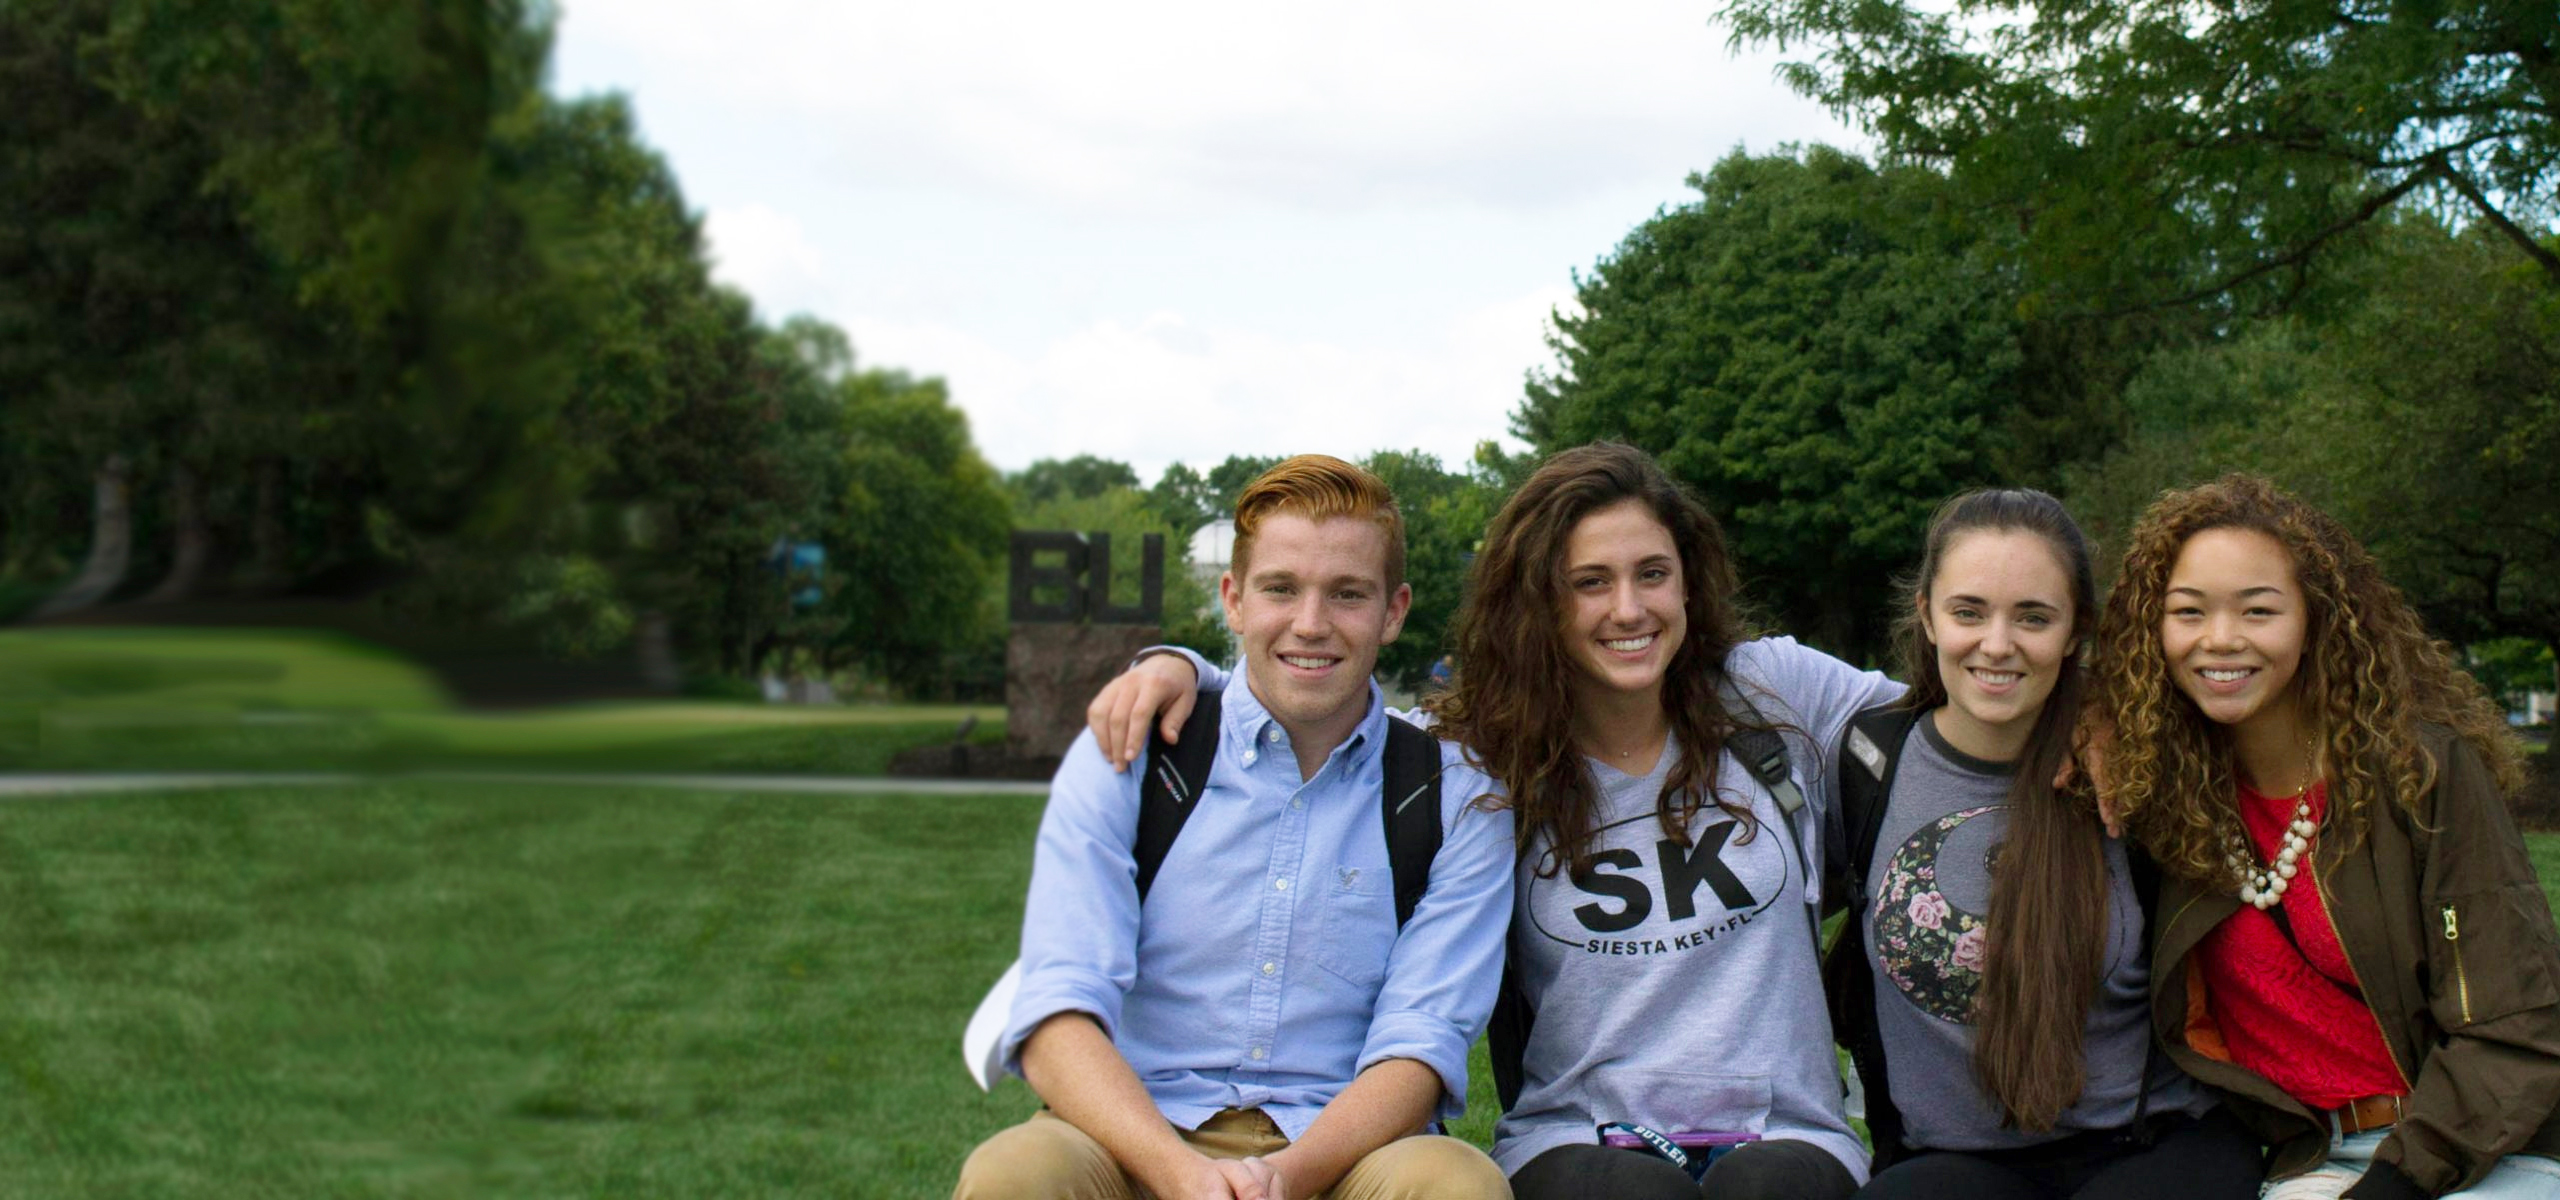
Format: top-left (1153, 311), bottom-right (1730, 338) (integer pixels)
top-left (953, 1108), bottom-right (1509, 1200)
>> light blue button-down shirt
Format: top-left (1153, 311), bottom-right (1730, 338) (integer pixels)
top-left (999, 669), bottom-right (1513, 1139)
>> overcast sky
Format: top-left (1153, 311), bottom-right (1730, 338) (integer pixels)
top-left (548, 1), bottom-right (1861, 481)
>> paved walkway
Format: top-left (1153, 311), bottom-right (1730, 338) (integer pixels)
top-left (0, 771), bottom-right (1052, 797)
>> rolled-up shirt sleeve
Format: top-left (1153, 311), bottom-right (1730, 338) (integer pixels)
top-left (1354, 753), bottom-right (1514, 1118)
top-left (999, 731), bottom-right (1145, 1077)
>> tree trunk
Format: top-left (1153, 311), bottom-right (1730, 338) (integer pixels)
top-left (746, 630), bottom-right (782, 679)
top-left (143, 462), bottom-right (212, 603)
top-left (635, 610), bottom-right (680, 693)
top-left (32, 455), bottom-right (134, 617)
top-left (243, 457), bottom-right (290, 590)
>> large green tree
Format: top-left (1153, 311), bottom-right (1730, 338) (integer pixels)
top-left (824, 368), bottom-right (1011, 697)
top-left (1520, 146), bottom-right (2034, 661)
top-left (1723, 0), bottom-right (2560, 311)
top-left (3, 0), bottom-right (598, 611)
top-left (2064, 219), bottom-right (2560, 667)
top-left (1143, 462), bottom-right (1218, 540)
top-left (1358, 449), bottom-right (1505, 693)
top-left (0, 1), bottom-right (1027, 699)
top-left (2305, 228), bottom-right (2560, 661)
top-left (0, 0), bottom-right (296, 601)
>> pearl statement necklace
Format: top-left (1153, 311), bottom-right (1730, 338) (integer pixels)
top-left (2231, 795), bottom-right (2319, 909)
top-left (2229, 745), bottom-right (2321, 910)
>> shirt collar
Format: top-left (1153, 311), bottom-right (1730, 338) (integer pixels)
top-left (1218, 665), bottom-right (1388, 776)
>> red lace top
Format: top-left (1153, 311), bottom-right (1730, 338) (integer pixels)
top-left (2190, 780), bottom-right (2408, 1109)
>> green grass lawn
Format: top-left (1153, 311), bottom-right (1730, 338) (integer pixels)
top-left (0, 783), bottom-right (1046, 1198)
top-left (0, 629), bottom-right (999, 774)
top-left (0, 780), bottom-right (2547, 1198)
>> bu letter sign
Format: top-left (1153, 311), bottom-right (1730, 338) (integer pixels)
top-left (1007, 531), bottom-right (1165, 624)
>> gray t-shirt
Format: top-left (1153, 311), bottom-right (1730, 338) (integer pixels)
top-left (1863, 714), bottom-right (2206, 1151)
top-left (1492, 638), bottom-right (1903, 1180)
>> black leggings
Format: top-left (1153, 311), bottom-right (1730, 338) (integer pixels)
top-left (1855, 1107), bottom-right (2263, 1200)
top-left (1511, 1137), bottom-right (1860, 1200)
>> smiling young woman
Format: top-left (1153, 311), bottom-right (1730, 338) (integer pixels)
top-left (1426, 444), bottom-right (1904, 1200)
top-left (2097, 474), bottom-right (2560, 1200)
top-left (1827, 490), bottom-right (2260, 1200)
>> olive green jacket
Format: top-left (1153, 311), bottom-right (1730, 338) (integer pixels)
top-left (2149, 727), bottom-right (2560, 1196)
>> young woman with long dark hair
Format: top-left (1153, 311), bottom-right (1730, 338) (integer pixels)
top-left (1828, 489), bottom-right (2257, 1199)
top-left (2097, 474), bottom-right (2560, 1199)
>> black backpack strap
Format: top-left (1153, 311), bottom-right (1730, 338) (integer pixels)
top-left (1380, 714), bottom-right (1443, 929)
top-left (1134, 690), bottom-right (1224, 903)
top-left (1717, 686), bottom-right (1805, 821)
top-left (1822, 701), bottom-right (1924, 1171)
top-left (1837, 705), bottom-right (1924, 908)
top-left (1716, 679), bottom-right (1820, 950)
top-left (1490, 950), bottom-right (1531, 1111)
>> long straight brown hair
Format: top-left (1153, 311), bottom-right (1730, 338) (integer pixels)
top-left (1894, 489), bottom-right (2105, 1132)
top-left (1430, 443), bottom-right (1769, 875)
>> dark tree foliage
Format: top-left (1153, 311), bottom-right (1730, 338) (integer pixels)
top-left (0, 1), bottom-right (1023, 697)
top-left (1008, 454), bottom-right (1142, 506)
top-left (1144, 462), bottom-right (1218, 540)
top-left (1519, 146), bottom-right (2032, 662)
top-left (1203, 455), bottom-right (1284, 521)
top-left (2070, 221), bottom-right (2560, 667)
top-left (826, 370), bottom-right (1010, 697)
top-left (1358, 450), bottom-right (1506, 694)
top-left (1723, 0), bottom-right (2560, 312)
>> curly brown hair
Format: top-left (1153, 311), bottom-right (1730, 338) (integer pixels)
top-left (1428, 443), bottom-right (1776, 876)
top-left (2094, 474), bottom-right (2524, 885)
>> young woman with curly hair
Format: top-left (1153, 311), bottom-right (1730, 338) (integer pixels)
top-left (2096, 474), bottom-right (2560, 1199)
top-left (1831, 489), bottom-right (2259, 1200)
top-left (1089, 443), bottom-right (1901, 1200)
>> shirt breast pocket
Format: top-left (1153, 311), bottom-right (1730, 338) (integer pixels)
top-left (1313, 865), bottom-right (1397, 991)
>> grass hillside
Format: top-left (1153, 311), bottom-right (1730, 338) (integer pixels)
top-left (0, 629), bottom-right (998, 774)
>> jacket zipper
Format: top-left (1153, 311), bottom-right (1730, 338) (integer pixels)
top-left (2443, 903), bottom-right (2471, 1025)
top-left (2311, 861), bottom-right (2415, 1093)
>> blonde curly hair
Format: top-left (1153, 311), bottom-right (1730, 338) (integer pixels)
top-left (2094, 474), bottom-right (2524, 884)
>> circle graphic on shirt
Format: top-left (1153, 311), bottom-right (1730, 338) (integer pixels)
top-left (1871, 804), bottom-right (2001, 1023)
top-left (1525, 809), bottom-right (1795, 957)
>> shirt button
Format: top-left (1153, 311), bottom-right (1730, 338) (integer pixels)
top-left (1250, 1046), bottom-right (1267, 1061)
top-left (1290, 798), bottom-right (1304, 810)
top-left (1274, 878), bottom-right (1289, 892)
top-left (1261, 961), bottom-right (1276, 976)
top-left (1242, 750), bottom-right (1257, 764)
top-left (1267, 729), bottom-right (1283, 744)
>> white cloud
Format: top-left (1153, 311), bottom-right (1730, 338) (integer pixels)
top-left (560, 0), bottom-right (1851, 215)
top-left (701, 203), bottom-right (835, 319)
top-left (555, 1), bottom-right (1851, 480)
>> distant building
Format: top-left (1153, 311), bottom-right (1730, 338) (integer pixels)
top-left (1188, 519), bottom-right (1234, 591)
top-left (1186, 519), bottom-right (1236, 652)
top-left (2516, 690), bottom-right (2556, 727)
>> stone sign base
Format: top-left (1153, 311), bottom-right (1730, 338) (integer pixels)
top-left (1005, 623), bottom-right (1163, 759)
top-left (888, 622), bottom-right (1167, 781)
